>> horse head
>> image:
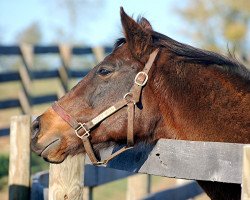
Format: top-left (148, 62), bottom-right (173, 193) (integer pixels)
top-left (31, 8), bottom-right (163, 164)
top-left (31, 7), bottom-right (250, 166)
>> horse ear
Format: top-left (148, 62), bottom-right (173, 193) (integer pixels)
top-left (120, 7), bottom-right (153, 59)
top-left (139, 17), bottom-right (153, 31)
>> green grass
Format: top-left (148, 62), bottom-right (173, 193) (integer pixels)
top-left (94, 178), bottom-right (127, 200)
top-left (31, 152), bottom-right (49, 174)
top-left (0, 154), bottom-right (9, 178)
top-left (0, 152), bottom-right (49, 193)
top-left (0, 154), bottom-right (9, 190)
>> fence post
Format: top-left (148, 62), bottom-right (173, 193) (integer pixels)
top-left (19, 44), bottom-right (33, 114)
top-left (126, 174), bottom-right (150, 200)
top-left (92, 46), bottom-right (105, 63)
top-left (83, 187), bottom-right (93, 200)
top-left (58, 44), bottom-right (72, 95)
top-left (241, 145), bottom-right (250, 200)
top-left (8, 115), bottom-right (31, 200)
top-left (49, 154), bottom-right (85, 200)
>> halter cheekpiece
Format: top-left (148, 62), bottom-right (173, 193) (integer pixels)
top-left (52, 49), bottom-right (159, 165)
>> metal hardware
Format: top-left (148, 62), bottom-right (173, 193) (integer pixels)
top-left (134, 71), bottom-right (148, 86)
top-left (123, 92), bottom-right (135, 104)
top-left (123, 92), bottom-right (132, 99)
top-left (75, 123), bottom-right (90, 139)
top-left (94, 160), bottom-right (108, 165)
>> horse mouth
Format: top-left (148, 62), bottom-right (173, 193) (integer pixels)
top-left (40, 139), bottom-right (60, 157)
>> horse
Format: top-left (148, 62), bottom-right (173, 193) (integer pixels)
top-left (31, 7), bottom-right (250, 200)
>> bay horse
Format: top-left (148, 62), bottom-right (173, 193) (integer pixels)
top-left (31, 7), bottom-right (250, 200)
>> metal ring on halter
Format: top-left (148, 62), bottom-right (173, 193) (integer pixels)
top-left (134, 71), bottom-right (148, 86)
top-left (123, 92), bottom-right (135, 104)
top-left (123, 92), bottom-right (132, 99)
top-left (75, 123), bottom-right (90, 139)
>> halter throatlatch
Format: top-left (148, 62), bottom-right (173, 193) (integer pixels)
top-left (52, 49), bottom-right (159, 165)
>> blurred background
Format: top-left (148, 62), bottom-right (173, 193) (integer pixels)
top-left (0, 0), bottom-right (249, 199)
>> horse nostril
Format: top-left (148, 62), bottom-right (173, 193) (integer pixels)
top-left (31, 118), bottom-right (40, 139)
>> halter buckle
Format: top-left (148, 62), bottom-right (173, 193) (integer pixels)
top-left (134, 71), bottom-right (148, 86)
top-left (75, 123), bottom-right (90, 139)
top-left (94, 160), bottom-right (108, 166)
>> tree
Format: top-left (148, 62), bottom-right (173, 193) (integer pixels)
top-left (16, 22), bottom-right (42, 44)
top-left (50, 0), bottom-right (104, 43)
top-left (15, 22), bottom-right (53, 70)
top-left (176, 0), bottom-right (250, 58)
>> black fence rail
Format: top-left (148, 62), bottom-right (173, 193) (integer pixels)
top-left (31, 165), bottom-right (203, 200)
top-left (0, 44), bottom-right (112, 136)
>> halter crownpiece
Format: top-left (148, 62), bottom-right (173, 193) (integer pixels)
top-left (52, 48), bottom-right (159, 165)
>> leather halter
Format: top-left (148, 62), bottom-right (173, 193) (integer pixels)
top-left (52, 49), bottom-right (159, 165)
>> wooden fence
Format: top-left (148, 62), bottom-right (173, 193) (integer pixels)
top-left (0, 44), bottom-right (112, 136)
top-left (8, 115), bottom-right (250, 200)
top-left (8, 115), bottom-right (203, 200)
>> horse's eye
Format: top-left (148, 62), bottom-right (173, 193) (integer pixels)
top-left (97, 68), bottom-right (112, 76)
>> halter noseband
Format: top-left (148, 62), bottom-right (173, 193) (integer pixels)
top-left (52, 49), bottom-right (159, 165)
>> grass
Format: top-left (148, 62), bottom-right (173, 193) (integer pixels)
top-left (0, 152), bottom-right (49, 197)
top-left (0, 154), bottom-right (9, 191)
top-left (30, 152), bottom-right (49, 174)
top-left (0, 82), bottom-right (20, 100)
top-left (94, 178), bottom-right (127, 200)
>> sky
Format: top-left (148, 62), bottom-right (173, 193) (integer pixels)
top-left (0, 0), bottom-right (192, 46)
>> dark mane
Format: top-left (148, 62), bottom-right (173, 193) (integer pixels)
top-left (113, 31), bottom-right (250, 80)
top-left (151, 31), bottom-right (250, 80)
top-left (113, 38), bottom-right (126, 50)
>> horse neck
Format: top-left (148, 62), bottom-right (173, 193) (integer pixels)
top-left (152, 54), bottom-right (250, 143)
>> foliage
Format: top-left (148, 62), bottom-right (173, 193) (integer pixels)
top-left (0, 152), bottom-right (49, 180)
top-left (176, 0), bottom-right (250, 56)
top-left (16, 22), bottom-right (42, 44)
top-left (0, 176), bottom-right (8, 191)
top-left (31, 152), bottom-right (49, 174)
top-left (0, 154), bottom-right (9, 178)
top-left (50, 0), bottom-right (104, 43)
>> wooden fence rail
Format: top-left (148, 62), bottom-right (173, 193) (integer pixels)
top-left (0, 44), bottom-right (112, 136)
top-left (8, 115), bottom-right (250, 200)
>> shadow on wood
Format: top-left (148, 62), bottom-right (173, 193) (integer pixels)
top-left (143, 181), bottom-right (203, 200)
top-left (9, 184), bottom-right (30, 200)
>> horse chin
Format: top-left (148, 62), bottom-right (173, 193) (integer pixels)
top-left (43, 155), bottom-right (66, 164)
top-left (38, 140), bottom-right (67, 164)
top-left (41, 149), bottom-right (67, 164)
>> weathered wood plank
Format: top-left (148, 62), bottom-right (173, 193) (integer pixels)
top-left (126, 174), bottom-right (150, 200)
top-left (241, 145), bottom-right (250, 200)
top-left (18, 88), bottom-right (31, 114)
top-left (8, 115), bottom-right (31, 200)
top-left (84, 165), bottom-right (134, 187)
top-left (48, 155), bottom-right (85, 200)
top-left (58, 44), bottom-right (71, 94)
top-left (93, 139), bottom-right (245, 184)
top-left (92, 46), bottom-right (105, 63)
